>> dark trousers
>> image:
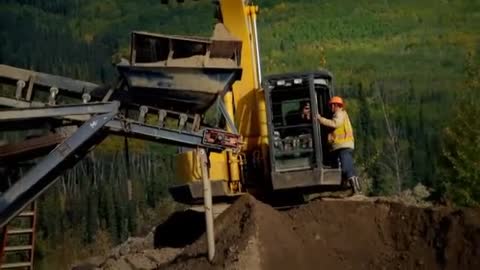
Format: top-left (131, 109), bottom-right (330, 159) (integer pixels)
top-left (335, 148), bottom-right (356, 179)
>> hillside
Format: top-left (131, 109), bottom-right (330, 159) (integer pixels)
top-left (2, 0), bottom-right (478, 85)
top-left (1, 0), bottom-right (478, 185)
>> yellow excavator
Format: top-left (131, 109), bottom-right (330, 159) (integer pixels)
top-left (167, 0), bottom-right (348, 205)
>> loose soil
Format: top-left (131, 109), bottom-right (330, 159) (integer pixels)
top-left (161, 195), bottom-right (480, 270)
top-left (139, 56), bottom-right (237, 69)
top-left (211, 23), bottom-right (239, 41)
top-left (135, 23), bottom-right (239, 69)
top-left (73, 195), bottom-right (480, 270)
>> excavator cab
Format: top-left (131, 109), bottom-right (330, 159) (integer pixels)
top-left (264, 71), bottom-right (342, 192)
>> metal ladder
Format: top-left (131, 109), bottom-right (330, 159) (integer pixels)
top-left (0, 202), bottom-right (37, 269)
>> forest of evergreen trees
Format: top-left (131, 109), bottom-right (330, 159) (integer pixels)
top-left (0, 0), bottom-right (479, 268)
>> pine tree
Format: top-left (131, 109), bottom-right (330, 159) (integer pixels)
top-left (437, 49), bottom-right (480, 206)
top-left (437, 89), bottom-right (480, 206)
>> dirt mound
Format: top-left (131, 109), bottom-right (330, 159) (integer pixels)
top-left (161, 195), bottom-right (480, 270)
top-left (211, 23), bottom-right (239, 41)
top-left (74, 195), bottom-right (480, 270)
top-left (154, 209), bottom-right (205, 248)
top-left (160, 195), bottom-right (302, 270)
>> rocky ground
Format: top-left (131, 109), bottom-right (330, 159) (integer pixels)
top-left (72, 193), bottom-right (480, 270)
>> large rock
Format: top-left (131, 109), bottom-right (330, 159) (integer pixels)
top-left (143, 248), bottom-right (182, 265)
top-left (124, 254), bottom-right (157, 270)
top-left (103, 258), bottom-right (133, 270)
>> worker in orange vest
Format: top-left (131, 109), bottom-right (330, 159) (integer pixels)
top-left (317, 96), bottom-right (361, 194)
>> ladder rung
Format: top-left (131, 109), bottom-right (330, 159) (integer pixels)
top-left (17, 212), bottom-right (34, 217)
top-left (1, 262), bottom-right (32, 269)
top-left (7, 228), bottom-right (34, 235)
top-left (3, 245), bottom-right (33, 252)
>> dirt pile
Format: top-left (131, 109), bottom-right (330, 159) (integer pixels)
top-left (162, 195), bottom-right (480, 270)
top-left (73, 195), bottom-right (480, 270)
top-left (211, 23), bottom-right (239, 41)
top-left (136, 23), bottom-right (239, 69)
top-left (71, 230), bottom-right (183, 270)
top-left (141, 56), bottom-right (237, 69)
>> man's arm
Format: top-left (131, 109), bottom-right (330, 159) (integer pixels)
top-left (317, 111), bottom-right (345, 128)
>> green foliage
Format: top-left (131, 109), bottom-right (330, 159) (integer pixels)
top-left (34, 151), bottom-right (176, 269)
top-left (438, 89), bottom-right (480, 206)
top-left (436, 49), bottom-right (480, 206)
top-left (255, 0), bottom-right (479, 195)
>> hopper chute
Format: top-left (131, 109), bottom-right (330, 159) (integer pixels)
top-left (117, 28), bottom-right (242, 113)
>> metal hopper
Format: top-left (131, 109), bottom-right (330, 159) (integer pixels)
top-left (117, 30), bottom-right (243, 113)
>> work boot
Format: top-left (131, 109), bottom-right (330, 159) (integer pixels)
top-left (354, 176), bottom-right (363, 193)
top-left (349, 176), bottom-right (362, 194)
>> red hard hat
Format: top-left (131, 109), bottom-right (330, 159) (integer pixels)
top-left (329, 96), bottom-right (344, 106)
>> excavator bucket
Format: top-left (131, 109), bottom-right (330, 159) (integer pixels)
top-left (117, 31), bottom-right (242, 113)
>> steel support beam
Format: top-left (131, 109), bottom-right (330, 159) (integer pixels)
top-left (0, 96), bottom-right (238, 151)
top-left (0, 97), bottom-right (45, 108)
top-left (216, 96), bottom-right (238, 134)
top-left (0, 64), bottom-right (99, 96)
top-left (106, 120), bottom-right (218, 150)
top-left (0, 111), bottom-right (117, 228)
top-left (0, 102), bottom-right (119, 121)
top-left (0, 133), bottom-right (65, 162)
top-left (199, 148), bottom-right (215, 261)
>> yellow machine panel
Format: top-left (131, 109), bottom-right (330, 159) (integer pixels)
top-left (174, 0), bottom-right (268, 199)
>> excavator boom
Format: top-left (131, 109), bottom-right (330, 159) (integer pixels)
top-left (169, 0), bottom-right (344, 204)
